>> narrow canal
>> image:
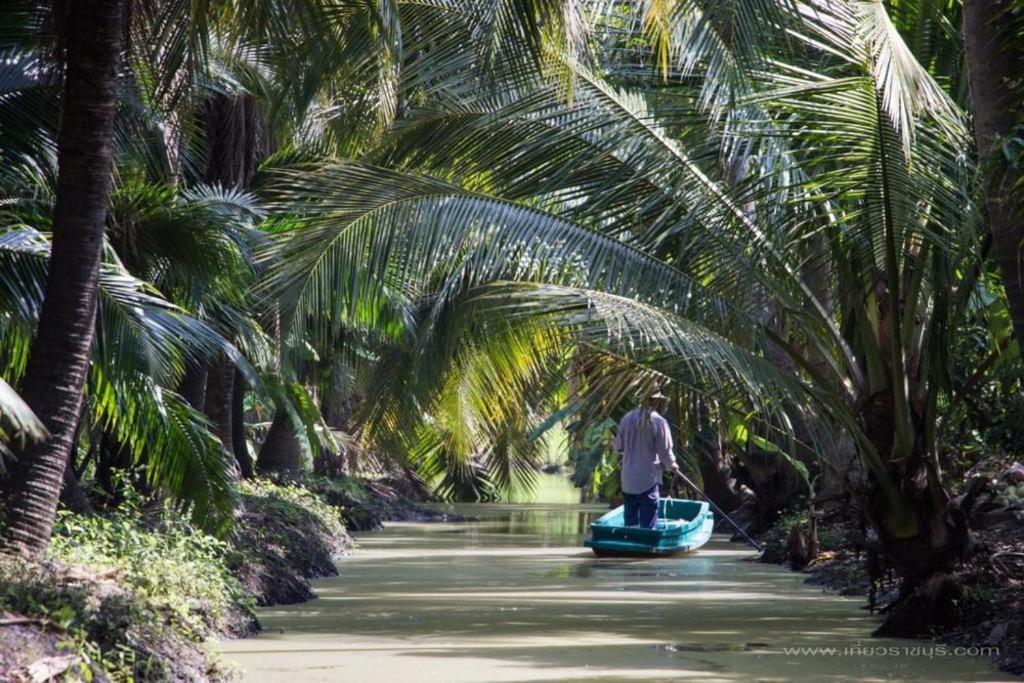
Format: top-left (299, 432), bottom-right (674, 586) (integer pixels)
top-left (220, 500), bottom-right (999, 681)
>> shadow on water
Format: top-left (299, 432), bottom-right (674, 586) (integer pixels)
top-left (219, 502), bottom-right (1003, 682)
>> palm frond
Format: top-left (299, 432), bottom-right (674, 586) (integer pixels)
top-left (87, 368), bottom-right (239, 534)
top-left (260, 161), bottom-right (738, 347)
top-left (0, 376), bottom-right (46, 458)
top-left (0, 226), bottom-right (255, 390)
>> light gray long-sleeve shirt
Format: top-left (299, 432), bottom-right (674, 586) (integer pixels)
top-left (613, 408), bottom-right (676, 494)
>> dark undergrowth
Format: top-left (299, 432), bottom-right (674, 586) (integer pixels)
top-left (304, 473), bottom-right (451, 531)
top-left (232, 477), bottom-right (351, 606)
top-left (756, 459), bottom-right (1024, 677)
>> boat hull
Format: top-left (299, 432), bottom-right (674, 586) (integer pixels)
top-left (583, 498), bottom-right (714, 557)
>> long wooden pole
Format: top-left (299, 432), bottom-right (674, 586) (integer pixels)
top-left (674, 471), bottom-right (762, 551)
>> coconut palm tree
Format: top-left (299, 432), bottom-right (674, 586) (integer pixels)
top-left (261, 1), bottom-right (994, 602)
top-left (1, 0), bottom-right (128, 556)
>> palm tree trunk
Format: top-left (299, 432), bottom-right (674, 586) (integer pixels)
top-left (256, 409), bottom-right (303, 474)
top-left (314, 359), bottom-right (349, 476)
top-left (203, 355), bottom-right (234, 451)
top-left (95, 431), bottom-right (136, 505)
top-left (693, 401), bottom-right (741, 513)
top-left (199, 91), bottom-right (252, 450)
top-left (963, 0), bottom-right (1024, 356)
top-left (868, 487), bottom-right (968, 592)
top-left (60, 402), bottom-right (93, 514)
top-left (60, 465), bottom-right (93, 515)
top-left (199, 92), bottom-right (264, 478)
top-left (203, 92), bottom-right (264, 186)
top-left (179, 359), bottom-right (208, 410)
top-left (231, 368), bottom-right (253, 478)
top-left (2, 0), bottom-right (126, 556)
top-left (857, 385), bottom-right (971, 631)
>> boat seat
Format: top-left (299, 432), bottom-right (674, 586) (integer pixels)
top-left (622, 519), bottom-right (685, 530)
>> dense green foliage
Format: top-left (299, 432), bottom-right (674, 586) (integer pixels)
top-left (48, 503), bottom-right (252, 639)
top-left (1, 502), bottom-right (252, 680)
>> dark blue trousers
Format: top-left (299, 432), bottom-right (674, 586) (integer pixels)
top-left (623, 484), bottom-right (659, 528)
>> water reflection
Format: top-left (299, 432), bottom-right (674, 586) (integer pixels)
top-left (219, 504), bottom-right (1001, 682)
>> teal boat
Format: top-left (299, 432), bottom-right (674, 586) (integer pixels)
top-left (584, 498), bottom-right (714, 556)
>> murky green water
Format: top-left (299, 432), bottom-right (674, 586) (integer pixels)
top-left (219, 504), bottom-right (1004, 682)
top-left (498, 471), bottom-right (582, 504)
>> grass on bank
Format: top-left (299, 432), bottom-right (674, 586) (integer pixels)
top-left (0, 476), bottom-right (353, 681)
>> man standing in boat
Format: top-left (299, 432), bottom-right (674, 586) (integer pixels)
top-left (613, 389), bottom-right (680, 528)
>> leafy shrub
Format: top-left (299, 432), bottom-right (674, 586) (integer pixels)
top-left (47, 503), bottom-right (254, 639)
top-left (228, 477), bottom-right (350, 604)
top-left (760, 508), bottom-right (842, 563)
top-left (239, 477), bottom-right (346, 540)
top-left (305, 473), bottom-right (369, 504)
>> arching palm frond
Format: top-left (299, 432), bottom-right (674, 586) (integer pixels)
top-left (372, 298), bottom-right (573, 499)
top-left (0, 226), bottom-right (254, 385)
top-left (592, 0), bottom-right (793, 114)
top-left (87, 368), bottom-right (239, 534)
top-left (376, 60), bottom-right (859, 379)
top-left (259, 161), bottom-right (741, 346)
top-left (0, 377), bottom-right (45, 458)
